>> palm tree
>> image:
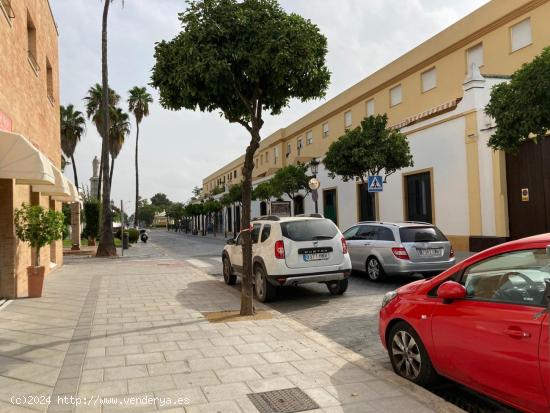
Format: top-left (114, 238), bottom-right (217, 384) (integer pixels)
top-left (83, 83), bottom-right (120, 198)
top-left (96, 0), bottom-right (117, 257)
top-left (108, 107), bottom-right (130, 187)
top-left (60, 104), bottom-right (86, 189)
top-left (127, 86), bottom-right (153, 227)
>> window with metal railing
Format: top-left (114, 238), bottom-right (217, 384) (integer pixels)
top-left (1, 0), bottom-right (15, 26)
top-left (27, 12), bottom-right (40, 76)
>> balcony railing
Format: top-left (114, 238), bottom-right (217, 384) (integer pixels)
top-left (27, 51), bottom-right (40, 75)
top-left (47, 92), bottom-right (55, 105)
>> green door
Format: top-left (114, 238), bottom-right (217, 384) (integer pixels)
top-left (323, 189), bottom-right (338, 225)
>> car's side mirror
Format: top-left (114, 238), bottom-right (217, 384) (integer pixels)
top-left (437, 281), bottom-right (467, 303)
top-left (226, 238), bottom-right (236, 245)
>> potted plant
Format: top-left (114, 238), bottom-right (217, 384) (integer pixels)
top-left (13, 204), bottom-right (64, 298)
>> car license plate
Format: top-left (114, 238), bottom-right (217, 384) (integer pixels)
top-left (303, 253), bottom-right (329, 262)
top-left (417, 248), bottom-right (443, 257)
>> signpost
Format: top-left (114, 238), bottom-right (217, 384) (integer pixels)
top-left (308, 177), bottom-right (320, 214)
top-left (367, 176), bottom-right (383, 193)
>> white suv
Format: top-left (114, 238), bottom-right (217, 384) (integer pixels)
top-left (222, 215), bottom-right (352, 302)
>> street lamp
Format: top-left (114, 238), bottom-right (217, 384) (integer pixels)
top-left (309, 159), bottom-right (321, 214)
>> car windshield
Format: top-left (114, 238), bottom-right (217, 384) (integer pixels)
top-left (281, 219), bottom-right (338, 242)
top-left (399, 226), bottom-right (447, 243)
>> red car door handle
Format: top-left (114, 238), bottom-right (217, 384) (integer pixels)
top-left (504, 328), bottom-right (531, 339)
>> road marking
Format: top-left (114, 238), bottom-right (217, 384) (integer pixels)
top-left (186, 259), bottom-right (213, 268)
top-left (211, 257), bottom-right (222, 263)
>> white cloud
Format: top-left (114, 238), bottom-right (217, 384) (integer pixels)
top-left (50, 0), bottom-right (488, 205)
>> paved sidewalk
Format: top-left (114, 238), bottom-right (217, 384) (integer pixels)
top-left (0, 243), bottom-right (463, 413)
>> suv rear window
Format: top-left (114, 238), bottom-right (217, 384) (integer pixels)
top-left (399, 226), bottom-right (447, 243)
top-left (281, 219), bottom-right (338, 242)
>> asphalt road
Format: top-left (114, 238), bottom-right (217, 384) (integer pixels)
top-left (147, 229), bottom-right (517, 413)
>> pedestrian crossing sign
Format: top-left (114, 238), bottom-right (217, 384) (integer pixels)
top-left (367, 176), bottom-right (383, 193)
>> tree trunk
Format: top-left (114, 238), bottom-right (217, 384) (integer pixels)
top-left (71, 155), bottom-right (79, 190)
top-left (134, 121), bottom-right (140, 227)
top-left (96, 0), bottom-right (116, 257)
top-left (240, 128), bottom-right (261, 316)
top-left (109, 156), bottom-right (115, 189)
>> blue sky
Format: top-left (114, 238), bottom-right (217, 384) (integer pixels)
top-left (50, 0), bottom-right (489, 209)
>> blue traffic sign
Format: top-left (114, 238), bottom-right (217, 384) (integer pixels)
top-left (367, 176), bottom-right (383, 192)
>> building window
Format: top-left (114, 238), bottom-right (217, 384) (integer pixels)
top-left (322, 122), bottom-right (329, 138)
top-left (260, 154), bottom-right (263, 165)
top-left (405, 171), bottom-right (433, 223)
top-left (274, 147), bottom-right (279, 164)
top-left (27, 12), bottom-right (39, 76)
top-left (466, 43), bottom-right (483, 71)
top-left (286, 143), bottom-right (291, 157)
top-left (344, 111), bottom-right (352, 130)
top-left (265, 151), bottom-right (269, 163)
top-left (306, 130), bottom-right (313, 145)
top-left (1, 0), bottom-right (15, 26)
top-left (366, 99), bottom-right (375, 117)
top-left (390, 85), bottom-right (402, 107)
top-left (46, 58), bottom-right (54, 104)
top-left (234, 170), bottom-right (237, 178)
top-left (511, 18), bottom-right (532, 52)
top-left (297, 137), bottom-right (303, 154)
top-left (421, 67), bottom-right (436, 93)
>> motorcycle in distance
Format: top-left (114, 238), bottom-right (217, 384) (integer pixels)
top-left (139, 229), bottom-right (148, 243)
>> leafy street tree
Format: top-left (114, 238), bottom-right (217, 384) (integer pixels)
top-left (192, 186), bottom-right (202, 198)
top-left (151, 0), bottom-right (330, 315)
top-left (323, 114), bottom-right (414, 187)
top-left (83, 83), bottom-right (121, 198)
top-left (108, 107), bottom-right (131, 187)
top-left (252, 181), bottom-right (281, 204)
top-left (60, 104), bottom-right (86, 190)
top-left (485, 47), bottom-right (550, 153)
top-left (270, 164), bottom-right (311, 215)
top-left (150, 193), bottom-right (172, 210)
top-left (128, 86), bottom-right (154, 227)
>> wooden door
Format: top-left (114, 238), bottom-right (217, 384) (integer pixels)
top-left (506, 138), bottom-right (550, 239)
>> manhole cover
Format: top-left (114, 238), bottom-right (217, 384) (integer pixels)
top-left (247, 388), bottom-right (319, 413)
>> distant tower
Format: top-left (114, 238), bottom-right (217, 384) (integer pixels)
top-left (90, 156), bottom-right (100, 199)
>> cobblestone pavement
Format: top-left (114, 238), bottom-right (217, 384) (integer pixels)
top-left (0, 239), bottom-right (463, 413)
top-left (152, 230), bottom-right (472, 366)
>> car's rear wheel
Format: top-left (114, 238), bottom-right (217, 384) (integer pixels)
top-left (222, 256), bottom-right (236, 285)
top-left (366, 257), bottom-right (385, 282)
top-left (254, 265), bottom-right (276, 302)
top-left (388, 321), bottom-right (437, 386)
top-left (327, 279), bottom-right (348, 295)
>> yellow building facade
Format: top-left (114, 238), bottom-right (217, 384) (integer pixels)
top-left (202, 0), bottom-right (550, 251)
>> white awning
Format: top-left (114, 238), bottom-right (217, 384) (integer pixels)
top-left (52, 179), bottom-right (81, 203)
top-left (0, 130), bottom-right (55, 185)
top-left (32, 165), bottom-right (70, 196)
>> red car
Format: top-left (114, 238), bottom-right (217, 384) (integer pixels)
top-left (379, 234), bottom-right (550, 413)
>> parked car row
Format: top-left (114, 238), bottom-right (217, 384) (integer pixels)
top-left (220, 215), bottom-right (550, 412)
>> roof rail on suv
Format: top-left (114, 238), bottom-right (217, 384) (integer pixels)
top-left (399, 221), bottom-right (432, 226)
top-left (357, 221), bottom-right (397, 226)
top-left (252, 215), bottom-right (281, 222)
top-left (294, 213), bottom-right (324, 218)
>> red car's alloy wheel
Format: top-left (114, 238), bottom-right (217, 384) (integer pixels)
top-left (391, 330), bottom-right (421, 380)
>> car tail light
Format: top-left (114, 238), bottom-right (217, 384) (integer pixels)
top-left (274, 240), bottom-right (285, 259)
top-left (450, 246), bottom-right (455, 258)
top-left (276, 277), bottom-right (286, 285)
top-left (392, 247), bottom-right (410, 260)
top-left (341, 237), bottom-right (348, 254)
